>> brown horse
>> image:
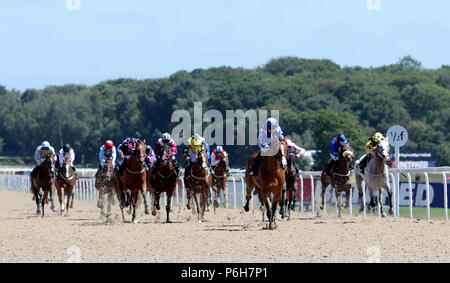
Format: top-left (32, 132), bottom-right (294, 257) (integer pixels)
top-left (211, 152), bottom-right (229, 213)
top-left (279, 152), bottom-right (298, 220)
top-left (55, 158), bottom-right (76, 216)
top-left (149, 143), bottom-right (178, 223)
top-left (244, 139), bottom-right (288, 230)
top-left (184, 150), bottom-right (212, 222)
top-left (30, 153), bottom-right (56, 217)
top-left (95, 158), bottom-right (115, 220)
top-left (114, 139), bottom-right (147, 223)
top-left (320, 143), bottom-right (354, 217)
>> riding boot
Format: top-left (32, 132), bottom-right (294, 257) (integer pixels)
top-left (325, 160), bottom-right (336, 176)
top-left (172, 159), bottom-right (180, 175)
top-left (359, 154), bottom-right (369, 174)
top-left (119, 159), bottom-right (127, 176)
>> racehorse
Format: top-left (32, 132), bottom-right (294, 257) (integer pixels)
top-left (211, 152), bottom-right (229, 214)
top-left (319, 143), bottom-right (354, 217)
top-left (30, 153), bottom-right (56, 217)
top-left (55, 158), bottom-right (76, 216)
top-left (184, 150), bottom-right (212, 222)
top-left (244, 138), bottom-right (287, 230)
top-left (355, 139), bottom-right (394, 217)
top-left (114, 139), bottom-right (148, 223)
top-left (95, 158), bottom-right (115, 221)
top-left (149, 144), bottom-right (178, 223)
top-left (279, 152), bottom-right (298, 220)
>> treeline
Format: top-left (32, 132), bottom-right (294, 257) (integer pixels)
top-left (0, 56), bottom-right (449, 169)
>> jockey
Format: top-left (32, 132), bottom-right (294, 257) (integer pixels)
top-left (250, 117), bottom-right (286, 176)
top-left (117, 137), bottom-right (138, 175)
top-left (154, 132), bottom-right (179, 174)
top-left (357, 132), bottom-right (388, 174)
top-left (145, 144), bottom-right (156, 172)
top-left (183, 133), bottom-right (211, 174)
top-left (211, 145), bottom-right (230, 175)
top-left (98, 140), bottom-right (117, 170)
top-left (31, 140), bottom-right (57, 180)
top-left (285, 137), bottom-right (306, 174)
top-left (58, 144), bottom-right (75, 169)
top-left (325, 134), bottom-right (349, 176)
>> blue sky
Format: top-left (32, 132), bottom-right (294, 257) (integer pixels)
top-left (1, 0), bottom-right (450, 91)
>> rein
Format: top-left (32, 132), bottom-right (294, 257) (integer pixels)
top-left (190, 165), bottom-right (211, 180)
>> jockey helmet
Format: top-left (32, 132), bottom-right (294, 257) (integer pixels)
top-left (216, 146), bottom-right (223, 153)
top-left (372, 132), bottom-right (384, 143)
top-left (41, 141), bottom-right (50, 149)
top-left (266, 117), bottom-right (278, 129)
top-left (162, 133), bottom-right (171, 142)
top-left (104, 140), bottom-right (114, 148)
top-left (190, 134), bottom-right (203, 146)
top-left (128, 141), bottom-right (136, 151)
top-left (63, 144), bottom-right (71, 152)
top-left (337, 134), bottom-right (348, 144)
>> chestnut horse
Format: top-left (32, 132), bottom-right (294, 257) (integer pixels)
top-left (55, 158), bottom-right (76, 216)
top-left (244, 139), bottom-right (287, 230)
top-left (114, 139), bottom-right (147, 223)
top-left (149, 144), bottom-right (178, 223)
top-left (279, 152), bottom-right (298, 220)
top-left (184, 150), bottom-right (212, 222)
top-left (319, 143), bottom-right (354, 217)
top-left (211, 152), bottom-right (229, 213)
top-left (30, 153), bottom-right (56, 217)
top-left (95, 158), bottom-right (115, 220)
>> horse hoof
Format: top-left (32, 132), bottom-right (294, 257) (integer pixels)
top-left (198, 220), bottom-right (202, 223)
top-left (145, 207), bottom-right (150, 215)
top-left (133, 219), bottom-right (138, 224)
top-left (244, 205), bottom-right (249, 212)
top-left (381, 212), bottom-right (387, 218)
top-left (186, 205), bottom-right (191, 210)
top-left (151, 209), bottom-right (157, 216)
top-left (388, 208), bottom-right (394, 215)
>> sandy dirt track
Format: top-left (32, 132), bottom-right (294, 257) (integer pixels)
top-left (0, 190), bottom-right (448, 263)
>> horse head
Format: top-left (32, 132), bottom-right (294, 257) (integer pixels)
top-left (375, 139), bottom-right (390, 163)
top-left (104, 158), bottom-right (114, 179)
top-left (133, 139), bottom-right (146, 166)
top-left (196, 150), bottom-right (208, 170)
top-left (340, 143), bottom-right (354, 161)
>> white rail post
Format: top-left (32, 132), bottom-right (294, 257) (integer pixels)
top-left (407, 173), bottom-right (413, 219)
top-left (300, 175), bottom-right (304, 213)
top-left (425, 172), bottom-right (430, 220)
top-left (240, 177), bottom-right (245, 207)
top-left (443, 172), bottom-right (448, 222)
top-left (232, 177), bottom-right (237, 210)
top-left (310, 175), bottom-right (315, 213)
top-left (181, 179), bottom-right (185, 208)
top-left (349, 186), bottom-right (353, 216)
top-left (175, 180), bottom-right (179, 207)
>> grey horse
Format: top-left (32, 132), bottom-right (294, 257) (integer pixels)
top-left (355, 139), bottom-right (394, 217)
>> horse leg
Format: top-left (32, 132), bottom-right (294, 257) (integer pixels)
top-left (287, 189), bottom-right (294, 220)
top-left (42, 190), bottom-right (49, 218)
top-left (194, 192), bottom-right (202, 223)
top-left (279, 184), bottom-right (286, 219)
top-left (34, 187), bottom-right (41, 215)
top-left (151, 192), bottom-right (157, 216)
top-left (379, 190), bottom-right (386, 218)
top-left (320, 178), bottom-right (329, 210)
top-left (336, 190), bottom-right (342, 217)
top-left (97, 188), bottom-right (104, 209)
top-left (202, 192), bottom-right (208, 221)
top-left (132, 191), bottom-right (140, 224)
top-left (49, 187), bottom-right (57, 212)
top-left (244, 182), bottom-right (254, 212)
top-left (186, 187), bottom-right (192, 210)
top-left (262, 193), bottom-right (273, 229)
top-left (166, 193), bottom-right (172, 223)
top-left (65, 189), bottom-right (71, 217)
top-left (386, 188), bottom-right (394, 215)
top-left (141, 189), bottom-right (150, 215)
top-left (106, 191), bottom-right (113, 222)
top-left (70, 191), bottom-right (74, 208)
top-left (272, 190), bottom-right (282, 229)
top-left (57, 185), bottom-right (64, 215)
